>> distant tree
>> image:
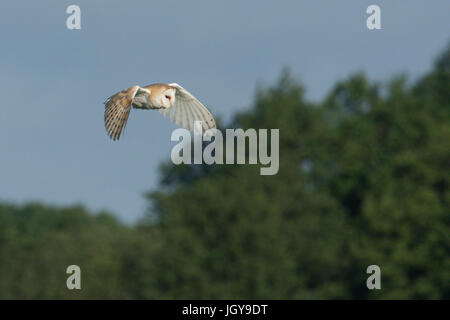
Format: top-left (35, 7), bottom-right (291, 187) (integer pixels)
top-left (0, 203), bottom-right (138, 299)
top-left (140, 44), bottom-right (450, 299)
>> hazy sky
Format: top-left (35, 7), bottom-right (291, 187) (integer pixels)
top-left (1, 1), bottom-right (449, 223)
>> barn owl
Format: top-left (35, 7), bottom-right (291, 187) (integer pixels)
top-left (104, 83), bottom-right (216, 140)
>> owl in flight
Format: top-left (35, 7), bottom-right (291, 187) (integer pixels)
top-left (104, 83), bottom-right (216, 140)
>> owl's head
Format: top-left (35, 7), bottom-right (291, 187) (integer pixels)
top-left (160, 88), bottom-right (176, 109)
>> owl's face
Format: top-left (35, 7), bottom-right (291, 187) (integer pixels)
top-left (159, 88), bottom-right (176, 109)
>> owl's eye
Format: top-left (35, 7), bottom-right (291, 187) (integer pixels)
top-left (165, 95), bottom-right (171, 100)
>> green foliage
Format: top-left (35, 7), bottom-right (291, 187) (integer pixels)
top-left (0, 203), bottom-right (139, 299)
top-left (0, 44), bottom-right (449, 299)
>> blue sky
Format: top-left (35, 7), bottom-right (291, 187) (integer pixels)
top-left (0, 0), bottom-right (449, 223)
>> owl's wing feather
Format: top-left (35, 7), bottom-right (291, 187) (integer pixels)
top-left (159, 83), bottom-right (216, 131)
top-left (104, 86), bottom-right (139, 141)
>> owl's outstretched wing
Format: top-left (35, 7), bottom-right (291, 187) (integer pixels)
top-left (104, 86), bottom-right (140, 141)
top-left (159, 83), bottom-right (216, 131)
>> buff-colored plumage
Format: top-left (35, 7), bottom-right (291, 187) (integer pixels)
top-left (104, 83), bottom-right (216, 141)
